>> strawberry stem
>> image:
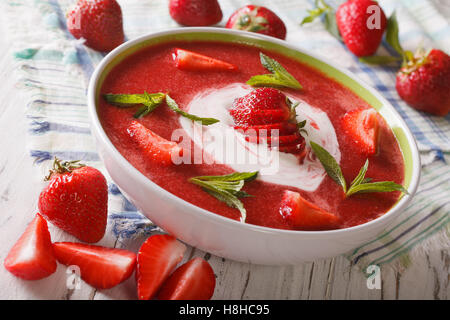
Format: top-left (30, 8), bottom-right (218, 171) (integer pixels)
top-left (44, 157), bottom-right (85, 181)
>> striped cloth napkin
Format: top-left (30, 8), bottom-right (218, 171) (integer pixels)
top-left (1, 0), bottom-right (449, 272)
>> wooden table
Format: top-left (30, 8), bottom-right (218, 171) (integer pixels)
top-left (0, 7), bottom-right (448, 300)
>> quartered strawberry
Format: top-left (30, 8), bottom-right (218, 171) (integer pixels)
top-left (279, 191), bottom-right (339, 230)
top-left (173, 48), bottom-right (238, 71)
top-left (157, 257), bottom-right (216, 300)
top-left (127, 120), bottom-right (183, 166)
top-left (38, 158), bottom-right (108, 243)
top-left (53, 242), bottom-right (136, 289)
top-left (341, 108), bottom-right (380, 156)
top-left (4, 213), bottom-right (57, 280)
top-left (137, 234), bottom-right (187, 300)
top-left (229, 88), bottom-right (305, 155)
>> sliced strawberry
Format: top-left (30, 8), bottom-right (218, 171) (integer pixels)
top-left (278, 144), bottom-right (304, 154)
top-left (229, 88), bottom-right (306, 156)
top-left (264, 133), bottom-right (303, 146)
top-left (127, 120), bottom-right (183, 166)
top-left (137, 234), bottom-right (187, 300)
top-left (235, 88), bottom-right (288, 111)
top-left (234, 122), bottom-right (297, 136)
top-left (53, 242), bottom-right (136, 289)
top-left (4, 213), bottom-right (57, 280)
top-left (157, 257), bottom-right (216, 300)
top-left (245, 133), bottom-right (303, 148)
top-left (173, 48), bottom-right (238, 71)
top-left (342, 108), bottom-right (380, 156)
top-left (230, 108), bottom-right (290, 126)
top-left (279, 191), bottom-right (339, 230)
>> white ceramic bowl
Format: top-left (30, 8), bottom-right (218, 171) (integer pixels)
top-left (88, 28), bottom-right (421, 265)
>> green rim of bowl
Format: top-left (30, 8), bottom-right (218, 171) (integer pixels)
top-left (95, 31), bottom-right (414, 193)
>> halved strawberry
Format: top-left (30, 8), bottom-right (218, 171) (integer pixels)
top-left (53, 242), bottom-right (136, 289)
top-left (127, 120), bottom-right (183, 166)
top-left (279, 191), bottom-right (339, 230)
top-left (137, 234), bottom-right (187, 300)
top-left (4, 213), bottom-right (57, 280)
top-left (173, 48), bottom-right (238, 71)
top-left (341, 108), bottom-right (380, 156)
top-left (157, 257), bottom-right (216, 300)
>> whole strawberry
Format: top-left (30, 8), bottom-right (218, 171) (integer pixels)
top-left (396, 49), bottom-right (450, 116)
top-left (169, 0), bottom-right (222, 26)
top-left (336, 0), bottom-right (387, 57)
top-left (67, 0), bottom-right (124, 52)
top-left (226, 5), bottom-right (287, 40)
top-left (38, 158), bottom-right (108, 243)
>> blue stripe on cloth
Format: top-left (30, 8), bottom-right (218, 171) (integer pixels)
top-left (109, 212), bottom-right (158, 239)
top-left (27, 99), bottom-right (86, 108)
top-left (22, 78), bottom-right (84, 90)
top-left (30, 150), bottom-right (100, 163)
top-left (21, 64), bottom-right (66, 73)
top-left (29, 118), bottom-right (91, 135)
top-left (108, 183), bottom-right (139, 212)
top-left (352, 201), bottom-right (450, 264)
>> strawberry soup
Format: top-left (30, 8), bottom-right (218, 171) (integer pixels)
top-left (98, 40), bottom-right (405, 231)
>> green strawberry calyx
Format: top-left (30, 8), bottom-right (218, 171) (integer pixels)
top-left (235, 8), bottom-right (268, 32)
top-left (399, 48), bottom-right (432, 75)
top-left (44, 157), bottom-right (85, 181)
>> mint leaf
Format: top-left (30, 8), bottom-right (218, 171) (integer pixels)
top-left (300, 6), bottom-right (327, 25)
top-left (386, 11), bottom-right (404, 57)
top-left (104, 92), bottom-right (165, 118)
top-left (346, 159), bottom-right (408, 197)
top-left (165, 94), bottom-right (220, 126)
top-left (349, 159), bottom-right (369, 187)
top-left (309, 145), bottom-right (408, 198)
top-left (310, 141), bottom-right (347, 193)
top-left (323, 7), bottom-right (341, 41)
top-left (189, 172), bottom-right (259, 222)
top-left (300, 0), bottom-right (341, 41)
top-left (247, 53), bottom-right (302, 90)
top-left (346, 181), bottom-right (409, 197)
top-left (192, 172), bottom-right (259, 182)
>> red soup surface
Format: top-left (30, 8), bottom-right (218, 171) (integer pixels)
top-left (98, 41), bottom-right (405, 231)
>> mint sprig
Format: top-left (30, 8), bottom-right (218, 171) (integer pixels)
top-left (300, 0), bottom-right (342, 41)
top-left (246, 53), bottom-right (302, 90)
top-left (165, 95), bottom-right (219, 126)
top-left (189, 172), bottom-right (259, 222)
top-left (104, 92), bottom-right (165, 118)
top-left (309, 142), bottom-right (408, 197)
top-left (104, 92), bottom-right (219, 125)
